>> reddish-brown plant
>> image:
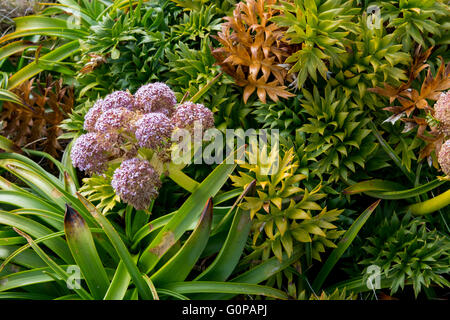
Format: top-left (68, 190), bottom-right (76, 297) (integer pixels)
top-left (212, 0), bottom-right (295, 104)
top-left (370, 47), bottom-right (450, 162)
top-left (0, 76), bottom-right (74, 158)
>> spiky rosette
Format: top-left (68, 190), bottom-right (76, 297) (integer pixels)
top-left (231, 148), bottom-right (344, 262)
top-left (361, 213), bottom-right (450, 297)
top-left (212, 0), bottom-right (295, 103)
top-left (111, 158), bottom-right (162, 210)
top-left (299, 85), bottom-right (377, 183)
top-left (172, 101), bottom-right (214, 133)
top-left (134, 82), bottom-right (177, 116)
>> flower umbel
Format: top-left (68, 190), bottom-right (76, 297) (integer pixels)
top-left (98, 90), bottom-right (136, 111)
top-left (84, 101), bottom-right (104, 132)
top-left (134, 82), bottom-right (177, 116)
top-left (94, 107), bottom-right (139, 133)
top-left (438, 139), bottom-right (450, 176)
top-left (172, 101), bottom-right (214, 133)
top-left (135, 113), bottom-right (174, 150)
top-left (435, 91), bottom-right (450, 137)
top-left (75, 82), bottom-right (215, 210)
top-left (70, 132), bottom-right (118, 175)
top-left (111, 158), bottom-right (162, 210)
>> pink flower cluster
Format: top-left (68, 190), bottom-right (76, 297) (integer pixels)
top-left (435, 91), bottom-right (450, 137)
top-left (438, 140), bottom-right (450, 176)
top-left (435, 92), bottom-right (449, 175)
top-left (111, 158), bottom-right (162, 210)
top-left (71, 82), bottom-right (215, 209)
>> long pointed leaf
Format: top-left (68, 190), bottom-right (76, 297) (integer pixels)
top-left (13, 228), bottom-right (92, 300)
top-left (138, 155), bottom-right (237, 273)
top-left (160, 281), bottom-right (288, 300)
top-left (312, 200), bottom-right (381, 291)
top-left (64, 205), bottom-right (110, 299)
top-left (0, 210), bottom-right (73, 263)
top-left (194, 206), bottom-right (251, 281)
top-left (151, 198), bottom-right (213, 284)
top-left (7, 40), bottom-right (80, 89)
top-left (76, 193), bottom-right (153, 300)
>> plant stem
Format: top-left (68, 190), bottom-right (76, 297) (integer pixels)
top-left (408, 189), bottom-right (450, 216)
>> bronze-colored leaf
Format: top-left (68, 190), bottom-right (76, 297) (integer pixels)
top-left (371, 47), bottom-right (450, 163)
top-left (0, 76), bottom-right (73, 160)
top-left (211, 0), bottom-right (294, 103)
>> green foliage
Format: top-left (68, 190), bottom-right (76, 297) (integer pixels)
top-left (252, 95), bottom-right (305, 137)
top-left (165, 39), bottom-right (246, 129)
top-left (231, 148), bottom-right (345, 262)
top-left (77, 2), bottom-right (175, 95)
top-left (272, 0), bottom-right (360, 87)
top-left (298, 287), bottom-right (357, 300)
top-left (1, 0), bottom-right (449, 302)
top-left (328, 16), bottom-right (411, 109)
top-left (373, 0), bottom-right (449, 50)
top-left (79, 167), bottom-right (121, 215)
top-left (170, 0), bottom-right (237, 14)
top-left (0, 147), bottom-right (293, 300)
top-left (171, 4), bottom-right (222, 41)
top-left (299, 85), bottom-right (378, 183)
top-left (361, 212), bottom-right (450, 297)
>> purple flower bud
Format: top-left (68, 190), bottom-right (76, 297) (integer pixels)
top-left (71, 132), bottom-right (119, 175)
top-left (435, 91), bottom-right (450, 137)
top-left (94, 107), bottom-right (138, 133)
top-left (172, 101), bottom-right (214, 132)
top-left (98, 90), bottom-right (136, 111)
top-left (111, 158), bottom-right (162, 210)
top-left (438, 139), bottom-right (450, 176)
top-left (134, 82), bottom-right (176, 116)
top-left (135, 113), bottom-right (174, 150)
top-left (84, 101), bottom-right (104, 132)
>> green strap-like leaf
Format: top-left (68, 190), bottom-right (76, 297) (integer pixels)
top-left (7, 40), bottom-right (80, 89)
top-left (0, 89), bottom-right (26, 107)
top-left (0, 155), bottom-right (97, 226)
top-left (343, 179), bottom-right (405, 195)
top-left (64, 205), bottom-right (110, 299)
top-left (345, 178), bottom-right (447, 200)
top-left (0, 40), bottom-right (39, 61)
top-left (0, 267), bottom-right (66, 292)
top-left (138, 153), bottom-right (237, 273)
top-left (312, 200), bottom-right (381, 291)
top-left (151, 198), bottom-right (213, 284)
top-left (77, 193), bottom-right (153, 300)
top-left (194, 248), bottom-right (304, 300)
top-left (103, 261), bottom-right (131, 300)
top-left (160, 281), bottom-right (288, 300)
top-left (194, 207), bottom-right (251, 282)
top-left (13, 228), bottom-right (93, 300)
top-left (0, 210), bottom-right (73, 263)
top-left (408, 189), bottom-right (450, 216)
top-left (0, 245), bottom-right (47, 270)
top-left (368, 122), bottom-right (415, 183)
top-left (0, 292), bottom-right (53, 299)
